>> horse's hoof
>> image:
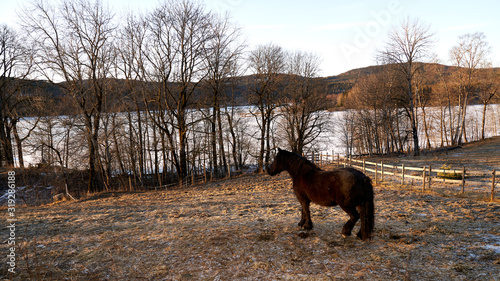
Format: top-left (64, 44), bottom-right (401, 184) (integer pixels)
top-left (298, 219), bottom-right (305, 227)
top-left (342, 234), bottom-right (349, 239)
top-left (303, 223), bottom-right (313, 230)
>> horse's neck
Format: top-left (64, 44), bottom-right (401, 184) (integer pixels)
top-left (286, 157), bottom-right (314, 178)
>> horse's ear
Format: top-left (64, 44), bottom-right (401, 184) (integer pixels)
top-left (277, 147), bottom-right (283, 153)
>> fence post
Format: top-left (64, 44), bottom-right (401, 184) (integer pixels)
top-left (428, 165), bottom-right (432, 190)
top-left (492, 169), bottom-right (496, 202)
top-left (422, 166), bottom-right (426, 192)
top-left (394, 165), bottom-right (397, 184)
top-left (401, 164), bottom-right (405, 186)
top-left (462, 166), bottom-right (466, 194)
top-left (363, 159), bottom-right (366, 173)
top-left (381, 161), bottom-right (384, 183)
top-left (375, 162), bottom-right (378, 185)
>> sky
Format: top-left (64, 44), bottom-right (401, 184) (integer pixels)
top-left (1, 0), bottom-right (499, 77)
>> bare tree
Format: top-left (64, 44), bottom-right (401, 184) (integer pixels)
top-left (116, 11), bottom-right (149, 185)
top-left (202, 13), bottom-right (244, 177)
top-left (414, 65), bottom-right (434, 150)
top-left (477, 68), bottom-right (499, 140)
top-left (449, 32), bottom-right (491, 144)
top-left (0, 24), bottom-right (36, 167)
top-left (379, 18), bottom-right (434, 156)
top-left (279, 51), bottom-right (326, 155)
top-left (344, 68), bottom-right (404, 155)
top-left (21, 0), bottom-right (117, 192)
top-left (145, 0), bottom-right (214, 181)
top-left (248, 43), bottom-right (285, 172)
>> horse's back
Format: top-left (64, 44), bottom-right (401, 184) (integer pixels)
top-left (328, 168), bottom-right (373, 205)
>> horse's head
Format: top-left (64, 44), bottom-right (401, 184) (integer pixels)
top-left (266, 148), bottom-right (286, 176)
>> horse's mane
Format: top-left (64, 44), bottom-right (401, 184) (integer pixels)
top-left (283, 150), bottom-right (321, 176)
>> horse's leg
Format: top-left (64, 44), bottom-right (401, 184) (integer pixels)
top-left (340, 206), bottom-right (359, 237)
top-left (299, 199), bottom-right (313, 229)
top-left (293, 183), bottom-right (313, 230)
top-left (298, 204), bottom-right (306, 228)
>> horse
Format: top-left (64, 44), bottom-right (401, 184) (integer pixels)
top-left (266, 148), bottom-right (374, 240)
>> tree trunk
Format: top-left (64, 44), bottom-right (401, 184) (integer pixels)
top-left (217, 106), bottom-right (227, 175)
top-left (457, 92), bottom-right (469, 145)
top-left (480, 102), bottom-right (488, 140)
top-left (12, 120), bottom-right (24, 168)
top-left (421, 105), bottom-right (431, 149)
top-left (256, 104), bottom-right (266, 173)
top-left (178, 110), bottom-right (188, 181)
top-left (211, 107), bottom-right (218, 176)
top-left (408, 84), bottom-right (420, 156)
top-left (0, 118), bottom-right (14, 167)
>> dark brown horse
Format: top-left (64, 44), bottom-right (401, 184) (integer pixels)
top-left (267, 149), bottom-right (374, 240)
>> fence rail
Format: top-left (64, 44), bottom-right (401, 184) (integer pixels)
top-left (306, 152), bottom-right (498, 201)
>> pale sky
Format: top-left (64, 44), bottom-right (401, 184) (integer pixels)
top-left (1, 0), bottom-right (499, 77)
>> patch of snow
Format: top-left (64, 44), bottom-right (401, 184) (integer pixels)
top-left (482, 234), bottom-right (500, 243)
top-left (482, 245), bottom-right (500, 254)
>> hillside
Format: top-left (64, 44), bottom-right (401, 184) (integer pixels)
top-left (3, 171), bottom-right (499, 280)
top-left (9, 63), bottom-right (499, 115)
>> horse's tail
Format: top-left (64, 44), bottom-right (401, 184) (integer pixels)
top-left (359, 178), bottom-right (375, 241)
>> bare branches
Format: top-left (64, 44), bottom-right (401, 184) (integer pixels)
top-left (378, 18), bottom-right (435, 156)
top-left (20, 0), bottom-right (117, 192)
top-left (280, 51), bottom-right (325, 155)
top-left (450, 32), bottom-right (491, 74)
top-left (248, 43), bottom-right (286, 172)
top-left (1, 24), bottom-right (38, 167)
top-left (448, 32), bottom-right (492, 144)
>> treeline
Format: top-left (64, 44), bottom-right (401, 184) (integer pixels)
top-left (340, 19), bottom-right (499, 157)
top-left (0, 0), bottom-right (330, 194)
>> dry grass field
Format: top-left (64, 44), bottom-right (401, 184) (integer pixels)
top-left (2, 169), bottom-right (500, 280)
top-left (2, 137), bottom-right (500, 280)
top-left (363, 136), bottom-right (500, 200)
top-left (370, 136), bottom-right (500, 171)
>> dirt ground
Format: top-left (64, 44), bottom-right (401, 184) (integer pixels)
top-left (2, 169), bottom-right (499, 280)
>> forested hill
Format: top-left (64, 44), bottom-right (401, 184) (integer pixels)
top-left (15, 63), bottom-right (499, 115)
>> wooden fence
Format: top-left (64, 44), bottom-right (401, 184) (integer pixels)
top-left (155, 164), bottom-right (239, 190)
top-left (307, 152), bottom-right (498, 201)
